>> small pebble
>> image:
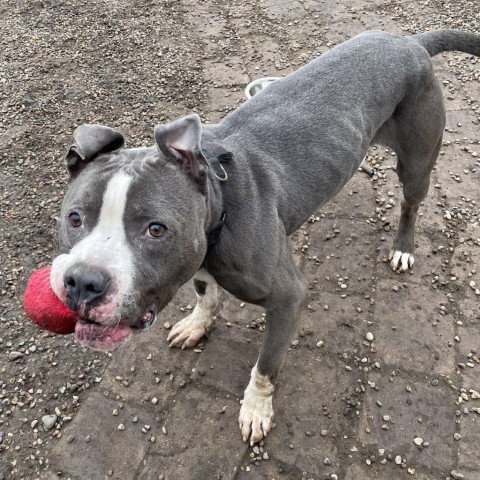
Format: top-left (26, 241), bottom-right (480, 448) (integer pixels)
top-left (41, 415), bottom-right (57, 431)
top-left (8, 351), bottom-right (23, 361)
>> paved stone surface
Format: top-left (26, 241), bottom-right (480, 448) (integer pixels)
top-left (0, 0), bottom-right (479, 479)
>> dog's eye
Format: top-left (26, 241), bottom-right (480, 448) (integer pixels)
top-left (147, 223), bottom-right (167, 238)
top-left (68, 212), bottom-right (82, 228)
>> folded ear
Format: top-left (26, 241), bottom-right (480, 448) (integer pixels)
top-left (65, 124), bottom-right (125, 179)
top-left (154, 114), bottom-right (208, 185)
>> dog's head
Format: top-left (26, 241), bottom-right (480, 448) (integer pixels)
top-left (51, 114), bottom-right (211, 350)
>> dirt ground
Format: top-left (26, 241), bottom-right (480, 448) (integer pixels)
top-left (0, 0), bottom-right (479, 479)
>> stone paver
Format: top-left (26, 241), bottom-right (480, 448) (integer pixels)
top-left (373, 281), bottom-right (456, 375)
top-left (360, 372), bottom-right (457, 472)
top-left (146, 387), bottom-right (243, 479)
top-left (459, 413), bottom-right (480, 475)
top-left (50, 392), bottom-right (158, 480)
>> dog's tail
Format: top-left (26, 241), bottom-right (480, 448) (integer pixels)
top-left (412, 29), bottom-right (480, 57)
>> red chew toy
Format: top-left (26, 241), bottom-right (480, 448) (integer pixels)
top-left (24, 265), bottom-right (79, 334)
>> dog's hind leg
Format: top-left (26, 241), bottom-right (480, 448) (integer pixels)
top-left (388, 80), bottom-right (446, 272)
top-left (168, 269), bottom-right (219, 348)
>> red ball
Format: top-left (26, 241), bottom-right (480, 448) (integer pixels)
top-left (24, 265), bottom-right (79, 334)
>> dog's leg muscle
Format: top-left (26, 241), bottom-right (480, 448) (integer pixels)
top-left (239, 241), bottom-right (306, 445)
top-left (388, 80), bottom-right (445, 272)
top-left (168, 269), bottom-right (218, 349)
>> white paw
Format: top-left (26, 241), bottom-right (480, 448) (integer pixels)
top-left (238, 366), bottom-right (274, 445)
top-left (239, 395), bottom-right (273, 446)
top-left (388, 250), bottom-right (414, 272)
top-left (167, 313), bottom-right (212, 349)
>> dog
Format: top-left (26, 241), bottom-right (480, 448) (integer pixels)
top-left (50, 29), bottom-right (480, 445)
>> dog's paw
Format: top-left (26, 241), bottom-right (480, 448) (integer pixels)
top-left (389, 250), bottom-right (414, 272)
top-left (239, 395), bottom-right (273, 446)
top-left (239, 366), bottom-right (275, 445)
top-left (167, 314), bottom-right (212, 349)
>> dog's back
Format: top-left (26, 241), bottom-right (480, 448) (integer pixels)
top-left (204, 30), bottom-right (480, 234)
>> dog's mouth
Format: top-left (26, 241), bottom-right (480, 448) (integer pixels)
top-left (74, 311), bottom-right (156, 351)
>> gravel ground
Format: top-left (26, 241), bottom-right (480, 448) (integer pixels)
top-left (1, 2), bottom-right (210, 477)
top-left (0, 0), bottom-right (478, 479)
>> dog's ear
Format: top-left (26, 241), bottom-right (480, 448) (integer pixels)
top-left (65, 124), bottom-right (125, 179)
top-left (154, 114), bottom-right (208, 185)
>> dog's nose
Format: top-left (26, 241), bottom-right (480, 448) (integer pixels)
top-left (63, 264), bottom-right (110, 311)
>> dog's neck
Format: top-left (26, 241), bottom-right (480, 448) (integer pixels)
top-left (203, 152), bottom-right (230, 248)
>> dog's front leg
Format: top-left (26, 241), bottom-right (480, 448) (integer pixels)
top-left (168, 269), bottom-right (218, 349)
top-left (239, 253), bottom-right (306, 445)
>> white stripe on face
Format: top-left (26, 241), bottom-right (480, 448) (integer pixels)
top-left (51, 170), bottom-right (135, 322)
top-left (98, 170), bottom-right (133, 229)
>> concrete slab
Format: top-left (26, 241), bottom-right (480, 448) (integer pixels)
top-left (360, 372), bottom-right (457, 473)
top-left (145, 387), bottom-right (244, 479)
top-left (373, 281), bottom-right (456, 375)
top-left (458, 413), bottom-right (480, 476)
top-left (49, 392), bottom-right (159, 480)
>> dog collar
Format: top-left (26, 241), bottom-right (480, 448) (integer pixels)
top-left (204, 151), bottom-right (232, 249)
top-left (206, 151), bottom-right (231, 182)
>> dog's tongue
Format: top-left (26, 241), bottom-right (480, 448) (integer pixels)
top-left (74, 321), bottom-right (131, 351)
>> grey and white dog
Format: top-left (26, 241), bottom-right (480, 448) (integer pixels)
top-left (50, 30), bottom-right (479, 445)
